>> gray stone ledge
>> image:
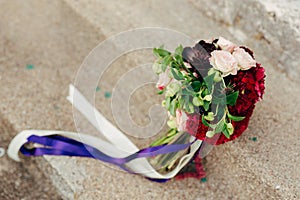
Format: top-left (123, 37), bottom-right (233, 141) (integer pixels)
top-left (189, 0), bottom-right (300, 81)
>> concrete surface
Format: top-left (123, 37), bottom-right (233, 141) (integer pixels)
top-left (0, 0), bottom-right (299, 199)
top-left (0, 114), bottom-right (61, 199)
top-left (189, 0), bottom-right (300, 81)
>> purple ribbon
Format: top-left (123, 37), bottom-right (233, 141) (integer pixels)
top-left (20, 134), bottom-right (196, 181)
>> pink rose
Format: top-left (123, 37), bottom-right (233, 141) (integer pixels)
top-left (176, 109), bottom-right (188, 132)
top-left (217, 37), bottom-right (237, 53)
top-left (232, 47), bottom-right (256, 70)
top-left (209, 50), bottom-right (238, 77)
top-left (156, 68), bottom-right (171, 90)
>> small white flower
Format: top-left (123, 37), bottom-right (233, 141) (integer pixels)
top-left (232, 47), bottom-right (256, 70)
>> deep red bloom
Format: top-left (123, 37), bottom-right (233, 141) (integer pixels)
top-left (185, 64), bottom-right (265, 145)
top-left (175, 156), bottom-right (206, 180)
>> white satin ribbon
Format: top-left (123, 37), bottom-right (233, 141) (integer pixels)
top-left (8, 84), bottom-right (202, 179)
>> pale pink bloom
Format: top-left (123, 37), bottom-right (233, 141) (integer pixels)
top-left (217, 37), bottom-right (237, 53)
top-left (176, 109), bottom-right (188, 132)
top-left (209, 50), bottom-right (238, 77)
top-left (156, 68), bottom-right (171, 90)
top-left (232, 47), bottom-right (256, 70)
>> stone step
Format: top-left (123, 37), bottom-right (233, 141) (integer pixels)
top-left (0, 0), bottom-right (298, 199)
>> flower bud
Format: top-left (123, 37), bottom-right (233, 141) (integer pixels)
top-left (206, 130), bottom-right (215, 138)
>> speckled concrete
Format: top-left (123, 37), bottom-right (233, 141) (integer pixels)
top-left (0, 0), bottom-right (299, 199)
top-left (189, 0), bottom-right (300, 81)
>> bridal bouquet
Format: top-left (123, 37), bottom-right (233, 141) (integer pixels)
top-left (8, 37), bottom-right (265, 182)
top-left (150, 37), bottom-right (265, 178)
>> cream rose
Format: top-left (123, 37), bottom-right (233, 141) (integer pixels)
top-left (217, 37), bottom-right (237, 53)
top-left (232, 47), bottom-right (256, 70)
top-left (209, 50), bottom-right (238, 77)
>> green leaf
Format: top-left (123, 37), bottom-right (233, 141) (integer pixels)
top-left (216, 105), bottom-right (226, 119)
top-left (192, 96), bottom-right (203, 106)
top-left (203, 100), bottom-right (210, 111)
top-left (153, 48), bottom-right (171, 58)
top-left (202, 115), bottom-right (210, 127)
top-left (169, 99), bottom-right (177, 116)
top-left (181, 88), bottom-right (194, 96)
top-left (222, 128), bottom-right (231, 139)
top-left (170, 67), bottom-right (184, 80)
top-left (226, 123), bottom-right (234, 135)
top-left (166, 97), bottom-right (171, 110)
top-left (215, 120), bottom-right (225, 133)
top-left (157, 90), bottom-right (164, 95)
top-left (226, 91), bottom-right (239, 106)
top-left (175, 45), bottom-right (183, 57)
top-left (204, 112), bottom-right (214, 121)
top-left (203, 73), bottom-right (215, 93)
top-left (188, 102), bottom-right (195, 113)
top-left (177, 97), bottom-right (183, 109)
top-left (191, 81), bottom-right (202, 92)
top-left (227, 112), bottom-right (245, 121)
top-left (162, 55), bottom-right (171, 65)
top-left (211, 94), bottom-right (226, 105)
top-left (161, 55), bottom-right (171, 71)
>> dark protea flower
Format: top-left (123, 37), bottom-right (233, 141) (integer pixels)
top-left (182, 40), bottom-right (217, 78)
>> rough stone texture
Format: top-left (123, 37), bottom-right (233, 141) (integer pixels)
top-left (0, 0), bottom-right (299, 199)
top-left (0, 114), bottom-right (61, 199)
top-left (189, 0), bottom-right (300, 81)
